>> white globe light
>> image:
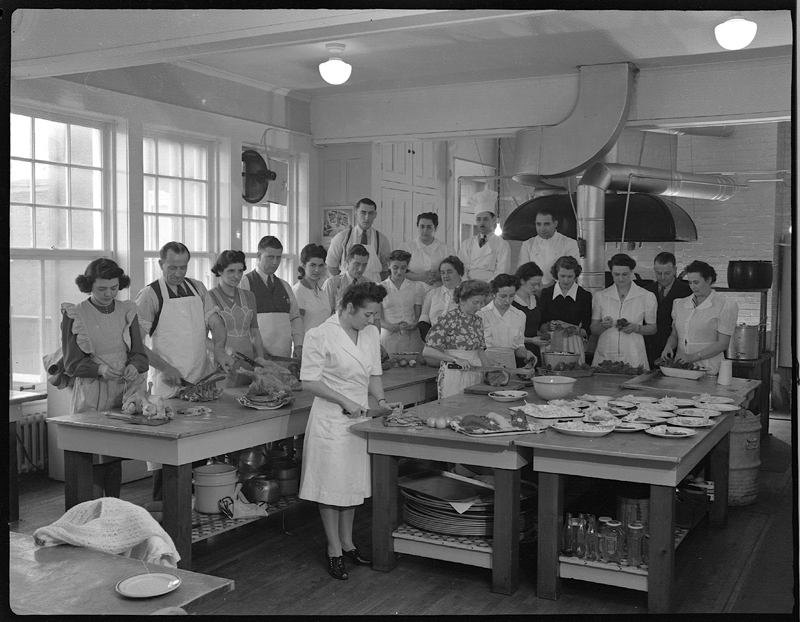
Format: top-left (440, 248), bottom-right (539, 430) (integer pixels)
top-left (714, 16), bottom-right (757, 50)
top-left (494, 222), bottom-right (503, 236)
top-left (319, 44), bottom-right (352, 85)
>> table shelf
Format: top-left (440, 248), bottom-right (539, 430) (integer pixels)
top-left (191, 493), bottom-right (301, 543)
top-left (393, 523), bottom-right (501, 569)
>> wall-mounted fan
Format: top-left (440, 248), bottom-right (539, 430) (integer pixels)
top-left (242, 149), bottom-right (277, 204)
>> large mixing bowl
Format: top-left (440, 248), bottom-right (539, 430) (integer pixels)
top-left (532, 376), bottom-right (577, 400)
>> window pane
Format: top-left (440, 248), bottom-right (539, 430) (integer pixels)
top-left (272, 203), bottom-right (288, 222)
top-left (143, 137), bottom-right (156, 175)
top-left (34, 118), bottom-right (68, 163)
top-left (143, 176), bottom-right (157, 212)
top-left (184, 181), bottom-right (207, 216)
top-left (35, 207), bottom-right (69, 249)
top-left (11, 114), bottom-right (31, 159)
top-left (70, 168), bottom-right (102, 208)
top-left (143, 215), bottom-right (158, 251)
top-left (157, 139), bottom-right (181, 177)
top-left (186, 257), bottom-right (213, 290)
top-left (10, 205), bottom-right (33, 248)
top-left (271, 223), bottom-right (288, 244)
top-left (35, 163), bottom-right (68, 206)
top-left (71, 210), bottom-right (103, 250)
top-left (183, 143), bottom-right (207, 180)
top-left (158, 178), bottom-right (181, 214)
top-left (10, 159), bottom-right (32, 203)
top-left (184, 218), bottom-right (207, 252)
top-left (144, 257), bottom-right (161, 286)
top-left (157, 216), bottom-right (181, 248)
top-left (70, 125), bottom-right (102, 167)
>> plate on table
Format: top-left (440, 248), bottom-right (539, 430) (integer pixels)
top-left (665, 416), bottom-right (715, 428)
top-left (509, 404), bottom-right (584, 419)
top-left (488, 391), bottom-right (528, 403)
top-left (674, 407), bottom-right (722, 418)
top-left (607, 400), bottom-right (636, 409)
top-left (548, 399), bottom-right (591, 408)
top-left (657, 397), bottom-right (697, 407)
top-left (635, 402), bottom-right (677, 412)
top-left (451, 420), bottom-right (548, 437)
top-left (551, 421), bottom-right (616, 437)
top-left (645, 425), bottom-right (698, 438)
top-left (116, 573), bottom-right (181, 598)
top-left (577, 394), bottom-right (614, 402)
top-left (617, 394), bottom-right (658, 404)
top-left (660, 366), bottom-right (705, 380)
top-left (612, 422), bottom-right (650, 432)
top-left (582, 412), bottom-right (621, 425)
top-left (621, 412), bottom-right (667, 425)
top-left (692, 394), bottom-right (736, 404)
top-left (692, 402), bottom-right (741, 412)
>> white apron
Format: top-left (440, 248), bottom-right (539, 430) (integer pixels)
top-left (437, 349), bottom-right (483, 399)
top-left (677, 307), bottom-right (723, 375)
top-left (362, 231), bottom-right (384, 284)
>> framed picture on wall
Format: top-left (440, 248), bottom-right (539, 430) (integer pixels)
top-left (322, 207), bottom-right (353, 247)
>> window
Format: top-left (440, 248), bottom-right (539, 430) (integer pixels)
top-left (241, 153), bottom-right (294, 282)
top-left (142, 133), bottom-right (214, 289)
top-left (10, 110), bottom-right (109, 387)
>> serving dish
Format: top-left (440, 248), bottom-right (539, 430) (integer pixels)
top-left (660, 366), bottom-right (705, 380)
top-left (116, 573), bottom-right (181, 598)
top-left (621, 412), bottom-right (667, 425)
top-left (488, 390), bottom-right (528, 403)
top-left (450, 420), bottom-right (548, 437)
top-left (551, 421), bottom-right (615, 437)
top-left (645, 425), bottom-right (698, 438)
top-left (673, 407), bottom-right (721, 418)
top-left (582, 413), bottom-right (621, 425)
top-left (665, 416), bottom-right (715, 428)
top-left (531, 376), bottom-right (577, 400)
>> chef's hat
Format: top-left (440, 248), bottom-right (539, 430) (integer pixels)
top-left (467, 188), bottom-right (499, 216)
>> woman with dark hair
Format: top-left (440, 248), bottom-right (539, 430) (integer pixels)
top-left (293, 243), bottom-right (331, 335)
top-left (661, 260), bottom-right (738, 374)
top-left (513, 261), bottom-right (551, 363)
top-left (398, 212), bottom-right (456, 293)
top-left (61, 258), bottom-right (149, 497)
top-left (380, 249), bottom-right (425, 354)
top-left (299, 282), bottom-right (403, 581)
top-left (423, 279), bottom-right (493, 398)
top-left (590, 254), bottom-right (657, 369)
top-left (205, 250), bottom-right (266, 386)
top-left (537, 255), bottom-right (593, 359)
top-left (477, 274), bottom-right (537, 369)
top-left (418, 255), bottom-right (464, 341)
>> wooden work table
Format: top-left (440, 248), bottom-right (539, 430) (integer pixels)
top-left (10, 531), bottom-right (233, 615)
top-left (9, 389), bottom-right (48, 522)
top-left (47, 365), bottom-right (438, 569)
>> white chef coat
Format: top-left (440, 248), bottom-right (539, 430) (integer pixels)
top-left (398, 237), bottom-right (457, 294)
top-left (591, 282), bottom-right (657, 370)
top-left (672, 291), bottom-right (738, 375)
top-left (517, 231), bottom-right (581, 285)
top-left (292, 280), bottom-right (332, 335)
top-left (419, 285), bottom-right (457, 326)
top-left (458, 233), bottom-right (510, 282)
top-left (298, 314), bottom-right (381, 506)
top-left (477, 301), bottom-right (527, 369)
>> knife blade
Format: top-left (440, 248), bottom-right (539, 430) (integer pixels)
top-left (341, 407), bottom-right (392, 418)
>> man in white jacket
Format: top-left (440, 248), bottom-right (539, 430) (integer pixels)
top-left (517, 206), bottom-right (581, 285)
top-left (458, 211), bottom-right (510, 282)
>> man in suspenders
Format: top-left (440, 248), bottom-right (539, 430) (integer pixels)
top-left (325, 198), bottom-right (391, 284)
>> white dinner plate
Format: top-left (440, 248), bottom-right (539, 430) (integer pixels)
top-left (621, 412), bottom-right (668, 425)
top-left (645, 425), bottom-right (698, 439)
top-left (674, 407), bottom-right (722, 418)
top-left (548, 399), bottom-right (591, 408)
top-left (582, 413), bottom-right (621, 425)
top-left (607, 400), bottom-right (636, 409)
top-left (693, 402), bottom-right (741, 412)
top-left (691, 395), bottom-right (736, 404)
top-left (657, 397), bottom-right (697, 407)
top-left (551, 422), bottom-right (615, 437)
top-left (636, 402), bottom-right (678, 412)
top-left (665, 416), bottom-right (716, 428)
top-left (612, 422), bottom-right (650, 432)
top-left (488, 391), bottom-right (528, 403)
top-left (577, 394), bottom-right (614, 402)
top-left (116, 573), bottom-right (181, 598)
top-left (617, 394), bottom-right (657, 403)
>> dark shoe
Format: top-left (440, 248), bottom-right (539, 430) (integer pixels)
top-left (327, 555), bottom-right (348, 580)
top-left (343, 546), bottom-right (371, 566)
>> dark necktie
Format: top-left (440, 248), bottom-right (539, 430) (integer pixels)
top-left (177, 283), bottom-right (189, 297)
top-left (267, 275), bottom-right (274, 291)
top-left (658, 285), bottom-right (665, 303)
top-left (479, 235), bottom-right (487, 248)
top-left (360, 230), bottom-right (368, 245)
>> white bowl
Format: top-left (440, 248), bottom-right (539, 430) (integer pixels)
top-left (532, 376), bottom-right (577, 400)
top-left (488, 391), bottom-right (528, 403)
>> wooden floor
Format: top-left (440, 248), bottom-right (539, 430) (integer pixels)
top-left (10, 417), bottom-right (797, 616)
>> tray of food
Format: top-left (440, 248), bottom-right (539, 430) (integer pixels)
top-left (450, 411), bottom-right (549, 436)
top-left (509, 403), bottom-right (584, 419)
top-left (550, 421), bottom-right (616, 437)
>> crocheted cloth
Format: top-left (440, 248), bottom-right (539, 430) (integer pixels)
top-left (33, 497), bottom-right (180, 566)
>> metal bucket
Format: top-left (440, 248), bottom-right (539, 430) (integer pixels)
top-left (726, 324), bottom-right (761, 360)
top-left (728, 410), bottom-right (761, 506)
top-left (193, 463), bottom-right (238, 514)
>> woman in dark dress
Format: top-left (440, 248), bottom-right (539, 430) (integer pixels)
top-left (537, 255), bottom-right (593, 359)
top-left (512, 261), bottom-right (550, 366)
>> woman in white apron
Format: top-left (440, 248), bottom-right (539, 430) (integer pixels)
top-left (298, 282), bottom-right (402, 581)
top-left (478, 274), bottom-right (537, 370)
top-left (537, 255), bottom-right (593, 361)
top-left (379, 250), bottom-right (426, 354)
top-left (661, 261), bottom-right (738, 375)
top-left (422, 280), bottom-right (493, 399)
top-left (591, 254), bottom-right (657, 370)
top-left (206, 250), bottom-right (267, 387)
top-left (60, 259), bottom-right (149, 498)
top-left (293, 244), bottom-right (333, 335)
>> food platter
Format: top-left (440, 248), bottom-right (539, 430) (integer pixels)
top-left (582, 413), bottom-right (621, 425)
top-left (618, 394), bottom-right (658, 403)
top-left (673, 407), bottom-right (722, 418)
top-left (548, 399), bottom-right (591, 408)
top-left (621, 412), bottom-right (668, 425)
top-left (612, 422), bottom-right (650, 432)
top-left (636, 402), bottom-right (678, 412)
top-left (509, 404), bottom-right (584, 419)
top-left (692, 394), bottom-right (736, 404)
top-left (657, 397), bottom-right (697, 407)
top-left (660, 366), bottom-right (705, 380)
top-left (450, 420), bottom-right (548, 437)
top-left (488, 390), bottom-right (528, 403)
top-left (645, 425), bottom-right (698, 438)
top-left (607, 400), bottom-right (636, 409)
top-left (550, 421), bottom-right (616, 437)
top-left (577, 394), bottom-right (615, 402)
top-left (692, 402), bottom-right (741, 412)
top-left (665, 416), bottom-right (715, 428)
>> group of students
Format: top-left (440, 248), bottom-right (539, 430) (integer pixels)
top-left (57, 196), bottom-right (738, 582)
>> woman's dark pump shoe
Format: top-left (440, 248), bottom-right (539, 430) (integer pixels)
top-left (343, 546), bottom-right (371, 566)
top-left (327, 555), bottom-right (348, 580)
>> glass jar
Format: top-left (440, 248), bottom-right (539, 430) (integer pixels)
top-left (602, 520), bottom-right (624, 563)
top-left (562, 513), bottom-right (574, 556)
top-left (597, 516), bottom-right (612, 561)
top-left (575, 513), bottom-right (587, 558)
top-left (627, 521), bottom-right (644, 567)
top-left (584, 515), bottom-right (598, 561)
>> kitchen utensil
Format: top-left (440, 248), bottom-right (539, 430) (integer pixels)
top-left (179, 378), bottom-right (196, 387)
top-left (243, 475), bottom-right (281, 504)
top-left (269, 458), bottom-right (300, 495)
top-left (233, 351), bottom-right (262, 367)
top-left (487, 390), bottom-right (528, 403)
top-left (531, 376), bottom-right (577, 400)
top-left (237, 447), bottom-right (268, 472)
top-left (726, 324), bottom-right (761, 360)
top-left (727, 260), bottom-right (773, 290)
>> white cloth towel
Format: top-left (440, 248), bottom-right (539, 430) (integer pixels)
top-left (33, 497), bottom-right (180, 567)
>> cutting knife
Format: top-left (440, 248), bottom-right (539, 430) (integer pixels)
top-left (341, 407), bottom-right (392, 418)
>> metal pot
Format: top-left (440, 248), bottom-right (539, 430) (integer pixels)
top-left (269, 458), bottom-right (300, 496)
top-left (726, 324), bottom-right (761, 360)
top-left (243, 475), bottom-right (281, 504)
top-left (727, 261), bottom-right (773, 290)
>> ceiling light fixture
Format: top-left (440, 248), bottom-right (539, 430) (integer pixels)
top-left (319, 43), bottom-right (352, 85)
top-left (714, 15), bottom-right (757, 50)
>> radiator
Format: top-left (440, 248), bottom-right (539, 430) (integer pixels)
top-left (17, 412), bottom-right (48, 474)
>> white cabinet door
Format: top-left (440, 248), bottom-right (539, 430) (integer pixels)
top-left (321, 144), bottom-right (371, 207)
top-left (381, 143), bottom-right (412, 186)
top-left (411, 141), bottom-right (441, 189)
top-left (379, 187), bottom-right (413, 249)
top-left (412, 191), bottom-right (443, 232)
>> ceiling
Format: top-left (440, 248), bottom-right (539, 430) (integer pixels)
top-left (11, 9), bottom-right (793, 101)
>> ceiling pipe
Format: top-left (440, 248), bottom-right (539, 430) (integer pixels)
top-left (577, 162), bottom-right (738, 292)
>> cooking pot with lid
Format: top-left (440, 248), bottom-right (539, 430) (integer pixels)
top-left (726, 324), bottom-right (761, 360)
top-left (243, 475), bottom-right (281, 504)
top-left (727, 261), bottom-right (773, 290)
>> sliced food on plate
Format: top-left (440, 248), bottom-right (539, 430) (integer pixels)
top-left (665, 416), bottom-right (715, 428)
top-left (582, 412), bottom-right (621, 425)
top-left (657, 396), bottom-right (697, 407)
top-left (693, 402), bottom-right (741, 412)
top-left (673, 407), bottom-right (721, 418)
top-left (612, 422), bottom-right (650, 432)
top-left (451, 411), bottom-right (548, 435)
top-left (635, 402), bottom-right (677, 412)
top-left (645, 425), bottom-right (698, 438)
top-left (551, 421), bottom-right (616, 437)
top-left (577, 394), bottom-right (614, 402)
top-left (510, 403), bottom-right (584, 419)
top-left (617, 394), bottom-right (657, 403)
top-left (692, 393), bottom-right (736, 404)
top-left (607, 400), bottom-right (636, 409)
top-left (548, 399), bottom-right (590, 408)
top-left (621, 412), bottom-right (665, 425)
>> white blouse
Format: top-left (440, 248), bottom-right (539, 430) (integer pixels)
top-left (292, 280), bottom-right (332, 335)
top-left (379, 277), bottom-right (425, 324)
top-left (419, 286), bottom-right (457, 326)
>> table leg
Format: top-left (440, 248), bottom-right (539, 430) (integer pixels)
top-left (161, 464), bottom-right (194, 570)
top-left (536, 472), bottom-right (563, 600)
top-left (64, 450), bottom-right (94, 511)
top-left (9, 421), bottom-right (19, 522)
top-left (371, 454), bottom-right (399, 573)
top-left (647, 484), bottom-right (675, 613)
top-left (492, 467), bottom-right (521, 595)
top-left (708, 431), bottom-right (731, 526)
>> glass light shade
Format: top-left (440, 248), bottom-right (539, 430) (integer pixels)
top-left (494, 222), bottom-right (503, 236)
top-left (714, 16), bottom-right (757, 50)
top-left (319, 58), bottom-right (352, 85)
